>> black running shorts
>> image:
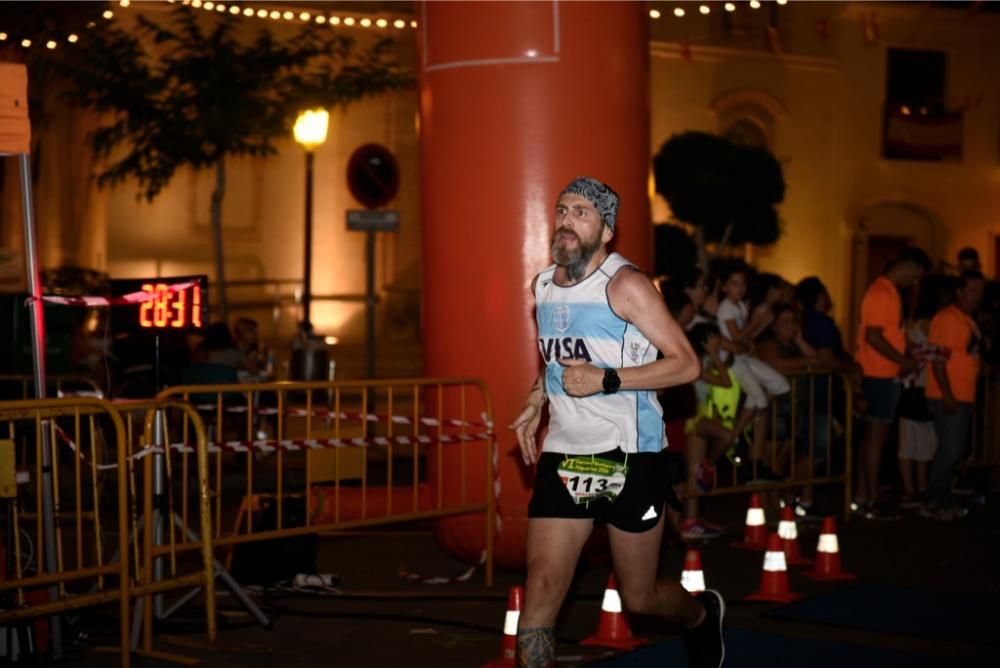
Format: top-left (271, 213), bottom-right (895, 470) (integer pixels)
top-left (527, 448), bottom-right (672, 533)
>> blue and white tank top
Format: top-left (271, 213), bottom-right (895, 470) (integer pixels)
top-left (534, 253), bottom-right (667, 455)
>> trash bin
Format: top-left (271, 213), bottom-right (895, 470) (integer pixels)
top-left (289, 332), bottom-right (329, 405)
top-left (290, 338), bottom-right (328, 382)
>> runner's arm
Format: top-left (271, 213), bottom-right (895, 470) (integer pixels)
top-left (608, 268), bottom-right (701, 390)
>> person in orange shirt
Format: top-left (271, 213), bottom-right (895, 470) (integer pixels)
top-left (854, 247), bottom-right (930, 519)
top-left (923, 270), bottom-right (985, 520)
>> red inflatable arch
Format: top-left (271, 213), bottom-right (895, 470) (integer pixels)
top-left (417, 1), bottom-right (652, 568)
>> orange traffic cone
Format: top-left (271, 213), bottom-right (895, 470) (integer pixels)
top-left (481, 586), bottom-right (523, 667)
top-left (580, 573), bottom-right (648, 651)
top-left (732, 493), bottom-right (767, 550)
top-left (778, 505), bottom-right (811, 567)
top-left (680, 548), bottom-right (706, 593)
top-left (746, 532), bottom-right (802, 603)
top-left (804, 516), bottom-right (857, 581)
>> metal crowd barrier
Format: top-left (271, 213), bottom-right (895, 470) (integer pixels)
top-left (156, 378), bottom-right (496, 586)
top-left (692, 369), bottom-right (854, 519)
top-left (110, 399), bottom-right (217, 659)
top-left (0, 397), bottom-right (217, 666)
top-left (0, 398), bottom-right (130, 666)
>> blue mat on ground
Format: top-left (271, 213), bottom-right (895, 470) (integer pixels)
top-left (762, 584), bottom-right (999, 644)
top-left (594, 627), bottom-right (993, 667)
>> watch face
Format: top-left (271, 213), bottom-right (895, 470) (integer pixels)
top-left (604, 369), bottom-right (621, 393)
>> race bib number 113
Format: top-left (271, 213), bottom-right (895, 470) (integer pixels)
top-left (558, 456), bottom-right (628, 505)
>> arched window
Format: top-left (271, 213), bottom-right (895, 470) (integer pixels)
top-left (710, 89), bottom-right (785, 150)
top-left (723, 118), bottom-right (769, 148)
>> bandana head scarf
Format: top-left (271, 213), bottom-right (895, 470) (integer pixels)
top-left (558, 176), bottom-right (620, 231)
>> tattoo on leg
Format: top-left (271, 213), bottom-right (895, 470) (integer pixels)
top-left (517, 626), bottom-right (556, 668)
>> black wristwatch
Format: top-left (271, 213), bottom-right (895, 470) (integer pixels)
top-left (602, 368), bottom-right (621, 395)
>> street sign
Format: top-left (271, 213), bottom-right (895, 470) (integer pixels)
top-left (347, 209), bottom-right (400, 232)
top-left (346, 144), bottom-right (400, 209)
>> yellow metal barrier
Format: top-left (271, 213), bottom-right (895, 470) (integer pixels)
top-left (156, 378), bottom-right (496, 586)
top-left (0, 398), bottom-right (130, 667)
top-left (692, 369), bottom-right (854, 519)
top-left (109, 399), bottom-right (217, 656)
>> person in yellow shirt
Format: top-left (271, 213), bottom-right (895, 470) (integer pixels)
top-left (922, 270), bottom-right (985, 520)
top-left (853, 247), bottom-right (930, 519)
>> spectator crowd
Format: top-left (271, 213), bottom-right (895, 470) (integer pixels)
top-left (657, 246), bottom-right (993, 540)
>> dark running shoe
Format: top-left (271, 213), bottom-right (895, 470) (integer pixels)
top-left (683, 589), bottom-right (726, 667)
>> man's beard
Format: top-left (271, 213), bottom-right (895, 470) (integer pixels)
top-left (551, 229), bottom-right (602, 282)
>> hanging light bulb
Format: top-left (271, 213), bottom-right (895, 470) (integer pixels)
top-left (700, 5), bottom-right (710, 14)
top-left (394, 19), bottom-right (405, 29)
top-left (674, 7), bottom-right (685, 17)
top-left (650, 9), bottom-right (661, 19)
top-left (68, 33), bottom-right (79, 43)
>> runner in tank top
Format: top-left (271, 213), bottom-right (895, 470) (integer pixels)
top-left (510, 177), bottom-right (725, 668)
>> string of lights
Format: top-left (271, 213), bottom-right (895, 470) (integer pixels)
top-left (3, 0), bottom-right (794, 51)
top-left (167, 0), bottom-right (417, 31)
top-left (648, 0), bottom-right (787, 20)
top-left (0, 0), bottom-right (419, 51)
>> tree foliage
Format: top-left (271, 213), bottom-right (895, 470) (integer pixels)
top-left (55, 5), bottom-right (412, 317)
top-left (62, 6), bottom-right (412, 201)
top-left (652, 131), bottom-right (785, 248)
top-left (653, 223), bottom-right (698, 280)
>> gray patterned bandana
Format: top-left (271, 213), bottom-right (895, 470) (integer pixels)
top-left (559, 176), bottom-right (620, 231)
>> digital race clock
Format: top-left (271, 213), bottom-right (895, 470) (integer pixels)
top-left (110, 275), bottom-right (208, 332)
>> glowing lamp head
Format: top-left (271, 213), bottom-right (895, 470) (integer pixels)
top-left (293, 109), bottom-right (330, 151)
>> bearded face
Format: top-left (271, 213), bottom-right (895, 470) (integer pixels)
top-left (551, 225), bottom-right (604, 281)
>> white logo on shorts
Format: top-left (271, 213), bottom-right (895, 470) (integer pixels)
top-left (641, 505), bottom-right (658, 521)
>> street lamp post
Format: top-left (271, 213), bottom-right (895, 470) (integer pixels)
top-left (293, 108), bottom-right (329, 329)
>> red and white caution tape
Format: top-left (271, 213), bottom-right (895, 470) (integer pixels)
top-left (399, 549), bottom-right (487, 585)
top-left (27, 280), bottom-right (197, 307)
top-left (54, 424), bottom-right (160, 471)
top-left (192, 403), bottom-right (495, 431)
top-left (163, 431), bottom-right (492, 455)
